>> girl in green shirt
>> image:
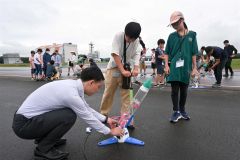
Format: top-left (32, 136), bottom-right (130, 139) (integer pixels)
top-left (164, 11), bottom-right (198, 123)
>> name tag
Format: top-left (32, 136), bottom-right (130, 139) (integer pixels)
top-left (176, 59), bottom-right (184, 68)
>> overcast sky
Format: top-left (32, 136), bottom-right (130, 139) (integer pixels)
top-left (0, 0), bottom-right (240, 57)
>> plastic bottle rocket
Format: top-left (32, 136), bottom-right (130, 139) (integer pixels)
top-left (124, 78), bottom-right (152, 128)
top-left (132, 78), bottom-right (152, 110)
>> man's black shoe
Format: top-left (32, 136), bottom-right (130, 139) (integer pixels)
top-left (35, 139), bottom-right (67, 147)
top-left (223, 74), bottom-right (229, 77)
top-left (34, 147), bottom-right (69, 160)
top-left (231, 72), bottom-right (234, 76)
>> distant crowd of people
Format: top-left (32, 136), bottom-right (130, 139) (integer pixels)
top-left (28, 48), bottom-right (100, 81)
top-left (29, 48), bottom-right (63, 81)
top-left (137, 38), bottom-right (238, 88)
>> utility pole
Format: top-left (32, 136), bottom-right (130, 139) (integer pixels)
top-left (89, 42), bottom-right (94, 57)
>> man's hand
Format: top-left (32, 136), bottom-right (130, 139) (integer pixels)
top-left (164, 65), bottom-right (170, 75)
top-left (110, 127), bottom-right (124, 136)
top-left (107, 117), bottom-right (118, 128)
top-left (121, 70), bottom-right (131, 77)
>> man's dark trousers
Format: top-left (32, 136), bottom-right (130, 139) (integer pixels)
top-left (12, 108), bottom-right (77, 153)
top-left (225, 57), bottom-right (233, 76)
top-left (214, 58), bottom-right (227, 84)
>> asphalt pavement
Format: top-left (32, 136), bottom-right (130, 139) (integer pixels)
top-left (0, 75), bottom-right (240, 160)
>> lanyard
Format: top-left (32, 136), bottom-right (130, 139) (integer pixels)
top-left (123, 36), bottom-right (130, 64)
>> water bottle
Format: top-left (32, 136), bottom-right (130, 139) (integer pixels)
top-left (132, 79), bottom-right (152, 109)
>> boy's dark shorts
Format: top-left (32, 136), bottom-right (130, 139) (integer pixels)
top-left (157, 65), bottom-right (164, 75)
top-left (151, 63), bottom-right (156, 69)
top-left (69, 61), bottom-right (74, 67)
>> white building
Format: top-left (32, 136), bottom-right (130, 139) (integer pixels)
top-left (88, 50), bottom-right (100, 59)
top-left (38, 43), bottom-right (78, 63)
top-left (2, 53), bottom-right (22, 64)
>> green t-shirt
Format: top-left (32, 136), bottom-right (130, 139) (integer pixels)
top-left (165, 31), bottom-right (198, 84)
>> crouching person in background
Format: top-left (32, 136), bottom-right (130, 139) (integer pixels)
top-left (74, 63), bottom-right (85, 78)
top-left (46, 60), bottom-right (58, 81)
top-left (12, 67), bottom-right (124, 160)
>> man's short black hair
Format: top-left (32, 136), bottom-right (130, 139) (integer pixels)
top-left (201, 46), bottom-right (205, 50)
top-left (46, 48), bottom-right (50, 51)
top-left (31, 50), bottom-right (35, 54)
top-left (124, 22), bottom-right (141, 39)
top-left (223, 40), bottom-right (229, 44)
top-left (205, 46), bottom-right (213, 55)
top-left (80, 67), bottom-right (104, 82)
top-left (157, 39), bottom-right (165, 45)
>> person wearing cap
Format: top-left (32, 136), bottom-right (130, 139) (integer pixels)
top-left (67, 51), bottom-right (77, 76)
top-left (223, 40), bottom-right (238, 77)
top-left (100, 22), bottom-right (141, 119)
top-left (164, 11), bottom-right (199, 123)
top-left (12, 67), bottom-right (124, 160)
top-left (204, 46), bottom-right (228, 88)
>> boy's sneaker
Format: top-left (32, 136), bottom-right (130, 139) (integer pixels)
top-left (180, 111), bottom-right (190, 120)
top-left (170, 111), bottom-right (182, 123)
